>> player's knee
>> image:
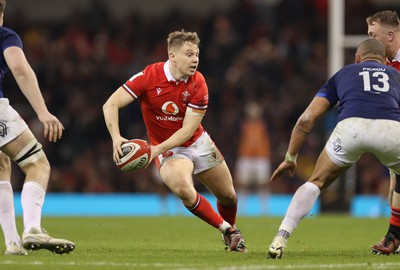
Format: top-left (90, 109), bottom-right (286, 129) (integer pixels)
top-left (308, 179), bottom-right (325, 190)
top-left (0, 153), bottom-right (11, 176)
top-left (0, 153), bottom-right (10, 168)
top-left (218, 193), bottom-right (237, 206)
top-left (173, 186), bottom-right (194, 201)
top-left (22, 156), bottom-right (51, 183)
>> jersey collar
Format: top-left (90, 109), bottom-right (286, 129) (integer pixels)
top-left (393, 49), bottom-right (400, 62)
top-left (163, 60), bottom-right (189, 84)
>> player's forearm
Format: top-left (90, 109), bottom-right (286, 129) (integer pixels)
top-left (103, 102), bottom-right (122, 141)
top-left (13, 67), bottom-right (49, 116)
top-left (156, 128), bottom-right (193, 154)
top-left (154, 114), bottom-right (201, 154)
top-left (287, 127), bottom-right (307, 156)
top-left (286, 97), bottom-right (328, 158)
top-left (287, 117), bottom-right (314, 156)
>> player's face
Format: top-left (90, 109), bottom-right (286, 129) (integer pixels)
top-left (171, 42), bottom-right (199, 78)
top-left (368, 22), bottom-right (390, 48)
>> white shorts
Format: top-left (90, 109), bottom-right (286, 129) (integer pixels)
top-left (325, 117), bottom-right (400, 173)
top-left (0, 98), bottom-right (28, 148)
top-left (235, 157), bottom-right (271, 184)
top-left (156, 132), bottom-right (224, 174)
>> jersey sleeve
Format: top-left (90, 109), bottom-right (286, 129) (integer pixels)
top-left (0, 27), bottom-right (23, 53)
top-left (188, 72), bottom-right (208, 112)
top-left (316, 74), bottom-right (339, 108)
top-left (122, 68), bottom-right (149, 99)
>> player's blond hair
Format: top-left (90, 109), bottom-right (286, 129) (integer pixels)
top-left (167, 30), bottom-right (200, 52)
top-left (366, 11), bottom-right (400, 31)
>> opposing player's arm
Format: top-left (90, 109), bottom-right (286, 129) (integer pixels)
top-left (4, 46), bottom-right (63, 142)
top-left (4, 46), bottom-right (48, 116)
top-left (270, 97), bottom-right (330, 181)
top-left (287, 97), bottom-right (330, 157)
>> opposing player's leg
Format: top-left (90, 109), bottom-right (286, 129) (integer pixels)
top-left (198, 161), bottom-right (247, 252)
top-left (0, 152), bottom-right (27, 255)
top-left (267, 149), bottom-right (348, 259)
top-left (2, 130), bottom-right (74, 254)
top-left (371, 170), bottom-right (400, 255)
top-left (267, 181), bottom-right (321, 259)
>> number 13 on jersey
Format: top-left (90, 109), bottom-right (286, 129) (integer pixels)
top-left (359, 70), bottom-right (389, 92)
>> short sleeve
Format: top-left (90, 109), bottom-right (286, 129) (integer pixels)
top-left (188, 72), bottom-right (208, 111)
top-left (316, 74), bottom-right (339, 108)
top-left (0, 27), bottom-right (23, 53)
top-left (123, 71), bottom-right (146, 99)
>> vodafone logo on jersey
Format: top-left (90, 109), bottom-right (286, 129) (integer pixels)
top-left (157, 101), bottom-right (183, 122)
top-left (161, 101), bottom-right (179, 115)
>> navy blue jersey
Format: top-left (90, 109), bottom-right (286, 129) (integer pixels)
top-left (316, 60), bottom-right (400, 122)
top-left (0, 26), bottom-right (23, 98)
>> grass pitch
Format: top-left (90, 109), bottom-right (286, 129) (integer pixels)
top-left (0, 215), bottom-right (399, 270)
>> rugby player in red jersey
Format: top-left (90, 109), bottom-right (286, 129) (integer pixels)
top-left (103, 30), bottom-right (247, 252)
top-left (367, 10), bottom-right (400, 255)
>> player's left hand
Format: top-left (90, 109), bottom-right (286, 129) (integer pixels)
top-left (146, 145), bottom-right (162, 168)
top-left (270, 160), bottom-right (297, 183)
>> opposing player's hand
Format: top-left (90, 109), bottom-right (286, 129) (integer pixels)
top-left (38, 112), bottom-right (64, 142)
top-left (270, 160), bottom-right (297, 183)
top-left (112, 137), bottom-right (129, 164)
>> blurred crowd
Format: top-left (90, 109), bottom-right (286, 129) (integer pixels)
top-left (3, 0), bottom-right (395, 196)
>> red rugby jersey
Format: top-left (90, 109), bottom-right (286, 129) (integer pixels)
top-left (387, 49), bottom-right (400, 70)
top-left (122, 61), bottom-right (208, 147)
top-left (388, 60), bottom-right (400, 71)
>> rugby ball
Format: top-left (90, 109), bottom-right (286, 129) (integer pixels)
top-left (116, 139), bottom-right (151, 172)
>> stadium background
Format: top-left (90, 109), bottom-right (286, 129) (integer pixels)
top-left (3, 0), bottom-right (400, 216)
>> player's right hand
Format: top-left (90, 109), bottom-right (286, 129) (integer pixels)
top-left (270, 160), bottom-right (297, 183)
top-left (38, 112), bottom-right (64, 142)
top-left (112, 137), bottom-right (129, 164)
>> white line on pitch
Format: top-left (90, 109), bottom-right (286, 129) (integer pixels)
top-left (1, 261), bottom-right (400, 269)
